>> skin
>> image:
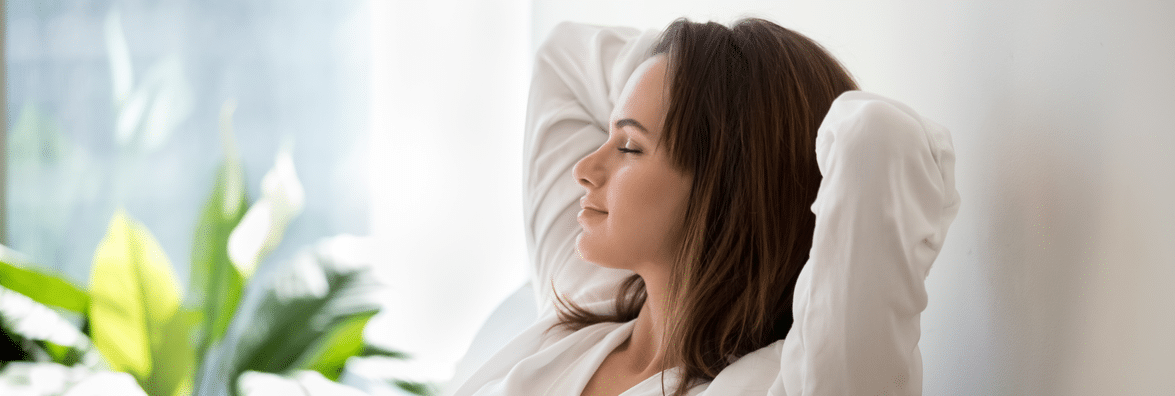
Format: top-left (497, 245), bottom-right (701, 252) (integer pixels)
top-left (573, 54), bottom-right (692, 396)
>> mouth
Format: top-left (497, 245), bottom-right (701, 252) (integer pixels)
top-left (580, 198), bottom-right (607, 214)
top-left (578, 207), bottom-right (607, 217)
top-left (577, 205), bottom-right (607, 224)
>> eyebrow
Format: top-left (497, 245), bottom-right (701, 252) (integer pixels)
top-left (615, 118), bottom-right (651, 136)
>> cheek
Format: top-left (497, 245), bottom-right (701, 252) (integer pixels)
top-left (611, 168), bottom-right (689, 241)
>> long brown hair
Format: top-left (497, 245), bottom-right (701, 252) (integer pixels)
top-left (554, 17), bottom-right (858, 395)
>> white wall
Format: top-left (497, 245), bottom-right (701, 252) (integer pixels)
top-left (367, 0), bottom-right (532, 382)
top-left (367, 0), bottom-right (1175, 392)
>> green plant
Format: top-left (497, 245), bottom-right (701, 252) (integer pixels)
top-left (0, 110), bottom-right (428, 396)
top-left (1, 145), bottom-right (427, 395)
top-left (197, 235), bottom-right (417, 394)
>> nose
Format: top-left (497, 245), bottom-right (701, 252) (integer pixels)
top-left (573, 143), bottom-right (605, 189)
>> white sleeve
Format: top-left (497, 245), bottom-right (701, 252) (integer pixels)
top-left (773, 91), bottom-right (962, 396)
top-left (522, 22), bottom-right (662, 317)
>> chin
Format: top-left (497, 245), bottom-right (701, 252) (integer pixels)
top-left (575, 234), bottom-right (610, 267)
top-left (574, 234), bottom-right (596, 262)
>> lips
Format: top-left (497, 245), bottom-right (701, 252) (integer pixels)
top-left (579, 197), bottom-right (607, 213)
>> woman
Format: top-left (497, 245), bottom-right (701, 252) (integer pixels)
top-left (453, 17), bottom-right (960, 396)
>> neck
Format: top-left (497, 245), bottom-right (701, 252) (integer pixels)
top-left (623, 271), bottom-right (672, 375)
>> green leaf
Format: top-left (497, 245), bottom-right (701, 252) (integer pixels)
top-left (293, 312), bottom-right (374, 381)
top-left (360, 343), bottom-right (410, 360)
top-left (0, 246), bottom-right (89, 313)
top-left (0, 287), bottom-right (91, 364)
top-left (143, 309), bottom-right (198, 396)
top-left (191, 102), bottom-right (248, 361)
top-left (88, 210), bottom-right (189, 396)
top-left (38, 340), bottom-right (84, 366)
top-left (394, 380), bottom-right (436, 396)
top-left (195, 236), bottom-right (385, 396)
top-left (8, 104), bottom-right (69, 165)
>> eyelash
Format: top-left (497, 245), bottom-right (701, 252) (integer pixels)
top-left (617, 147), bottom-right (641, 154)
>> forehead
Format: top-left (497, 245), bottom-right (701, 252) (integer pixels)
top-left (612, 54), bottom-right (670, 139)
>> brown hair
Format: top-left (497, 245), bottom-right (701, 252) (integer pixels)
top-left (554, 17), bottom-right (858, 395)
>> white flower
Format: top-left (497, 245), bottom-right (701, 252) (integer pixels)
top-left (0, 363), bottom-right (143, 396)
top-left (228, 141), bottom-right (306, 279)
top-left (61, 371), bottom-right (147, 396)
top-left (238, 370), bottom-right (369, 396)
top-left (0, 288), bottom-right (88, 351)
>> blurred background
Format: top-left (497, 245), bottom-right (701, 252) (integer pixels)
top-left (4, 0), bottom-right (1174, 395)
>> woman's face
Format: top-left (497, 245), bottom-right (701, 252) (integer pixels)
top-left (573, 55), bottom-right (692, 273)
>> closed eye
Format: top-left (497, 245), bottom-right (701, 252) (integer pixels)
top-left (618, 147), bottom-right (642, 154)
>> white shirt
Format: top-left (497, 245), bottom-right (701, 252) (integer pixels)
top-left (452, 21), bottom-right (961, 396)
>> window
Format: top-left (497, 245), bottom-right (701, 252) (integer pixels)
top-left (6, 0), bottom-right (534, 387)
top-left (5, 0), bottom-right (369, 297)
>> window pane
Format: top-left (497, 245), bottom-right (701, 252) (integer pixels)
top-left (5, 0), bottom-right (369, 291)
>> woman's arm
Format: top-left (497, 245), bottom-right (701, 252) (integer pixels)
top-left (522, 22), bottom-right (661, 317)
top-left (773, 91), bottom-right (962, 395)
